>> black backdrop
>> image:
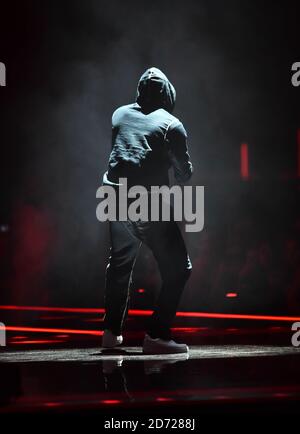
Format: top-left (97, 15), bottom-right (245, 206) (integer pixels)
top-left (0, 0), bottom-right (299, 313)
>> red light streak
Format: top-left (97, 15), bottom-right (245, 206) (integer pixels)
top-left (226, 292), bottom-right (238, 298)
top-left (1, 305), bottom-right (300, 322)
top-left (171, 327), bottom-right (204, 332)
top-left (10, 339), bottom-right (65, 345)
top-left (11, 335), bottom-right (28, 340)
top-left (240, 143), bottom-right (249, 180)
top-left (0, 305), bottom-right (105, 314)
top-left (175, 311), bottom-right (300, 321)
top-left (4, 325), bottom-right (102, 336)
top-left (156, 397), bottom-right (174, 402)
top-left (101, 400), bottom-right (121, 405)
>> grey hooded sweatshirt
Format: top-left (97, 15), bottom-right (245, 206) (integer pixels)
top-left (106, 67), bottom-right (193, 189)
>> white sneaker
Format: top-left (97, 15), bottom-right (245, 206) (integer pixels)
top-left (143, 334), bottom-right (189, 354)
top-left (102, 329), bottom-right (123, 348)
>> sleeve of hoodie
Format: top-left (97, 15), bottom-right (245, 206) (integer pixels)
top-left (165, 120), bottom-right (193, 183)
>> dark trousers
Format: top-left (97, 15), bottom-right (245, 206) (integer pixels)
top-left (103, 218), bottom-right (192, 339)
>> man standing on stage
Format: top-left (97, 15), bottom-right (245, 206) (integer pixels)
top-left (101, 67), bottom-right (193, 354)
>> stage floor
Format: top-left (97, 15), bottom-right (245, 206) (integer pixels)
top-left (1, 343), bottom-right (300, 414)
top-left (1, 344), bottom-right (299, 362)
top-left (1, 305), bottom-right (300, 414)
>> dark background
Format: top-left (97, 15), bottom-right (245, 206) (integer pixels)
top-left (0, 0), bottom-right (299, 313)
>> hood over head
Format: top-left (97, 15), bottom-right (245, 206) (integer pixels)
top-left (136, 67), bottom-right (176, 113)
